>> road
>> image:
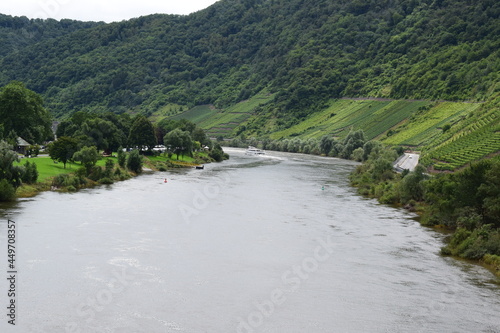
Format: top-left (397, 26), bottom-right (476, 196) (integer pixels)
top-left (394, 153), bottom-right (420, 172)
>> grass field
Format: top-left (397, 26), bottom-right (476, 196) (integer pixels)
top-left (15, 156), bottom-right (114, 182)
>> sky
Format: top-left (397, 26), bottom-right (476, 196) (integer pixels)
top-left (0, 0), bottom-right (220, 23)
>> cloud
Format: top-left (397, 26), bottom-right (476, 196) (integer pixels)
top-left (0, 0), bottom-right (219, 22)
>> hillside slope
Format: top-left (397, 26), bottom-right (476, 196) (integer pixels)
top-left (0, 0), bottom-right (498, 122)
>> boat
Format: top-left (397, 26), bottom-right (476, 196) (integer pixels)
top-left (245, 146), bottom-right (265, 156)
top-left (195, 165), bottom-right (205, 170)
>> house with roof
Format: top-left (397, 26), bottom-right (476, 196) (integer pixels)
top-left (16, 137), bottom-right (31, 155)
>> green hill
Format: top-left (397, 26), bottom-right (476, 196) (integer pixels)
top-left (0, 0), bottom-right (498, 120)
top-left (0, 0), bottom-right (499, 169)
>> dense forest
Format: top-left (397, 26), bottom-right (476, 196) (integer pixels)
top-left (0, 0), bottom-right (498, 127)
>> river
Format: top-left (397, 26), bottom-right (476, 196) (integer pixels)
top-left (0, 148), bottom-right (499, 332)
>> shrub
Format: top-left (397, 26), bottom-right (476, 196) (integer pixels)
top-left (126, 150), bottom-right (143, 173)
top-left (0, 179), bottom-right (16, 201)
top-left (88, 166), bottom-right (103, 181)
top-left (99, 177), bottom-right (114, 185)
top-left (117, 148), bottom-right (126, 168)
top-left (21, 160), bottom-right (38, 184)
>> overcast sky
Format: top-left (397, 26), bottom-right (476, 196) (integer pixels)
top-left (0, 0), bottom-right (220, 22)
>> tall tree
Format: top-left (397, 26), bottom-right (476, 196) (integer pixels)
top-left (47, 137), bottom-right (79, 169)
top-left (164, 128), bottom-right (193, 160)
top-left (128, 115), bottom-right (157, 152)
top-left (0, 81), bottom-right (52, 143)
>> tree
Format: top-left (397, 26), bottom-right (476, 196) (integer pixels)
top-left (0, 82), bottom-right (52, 143)
top-left (128, 115), bottom-right (156, 152)
top-left (192, 127), bottom-right (208, 145)
top-left (126, 150), bottom-right (143, 173)
top-left (48, 137), bottom-right (79, 169)
top-left (341, 129), bottom-right (366, 159)
top-left (76, 118), bottom-right (125, 154)
top-left (0, 140), bottom-right (24, 190)
top-left (73, 146), bottom-right (99, 175)
top-left (117, 147), bottom-right (126, 168)
top-left (319, 135), bottom-right (334, 155)
top-left (0, 179), bottom-right (15, 202)
top-left (163, 129), bottom-right (193, 160)
top-left (21, 160), bottom-right (38, 184)
top-left (400, 165), bottom-right (427, 202)
top-left (478, 163), bottom-right (500, 226)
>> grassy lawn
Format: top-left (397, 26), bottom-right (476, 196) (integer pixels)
top-left (16, 152), bottom-right (205, 185)
top-left (16, 156), bottom-right (115, 182)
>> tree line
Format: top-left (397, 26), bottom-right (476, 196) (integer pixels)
top-left (227, 129), bottom-right (398, 162)
top-left (350, 144), bottom-right (500, 271)
top-left (0, 0), bottom-right (497, 130)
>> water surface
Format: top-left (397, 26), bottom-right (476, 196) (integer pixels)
top-left (0, 148), bottom-right (498, 332)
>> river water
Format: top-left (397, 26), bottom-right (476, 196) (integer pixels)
top-left (0, 148), bottom-right (499, 333)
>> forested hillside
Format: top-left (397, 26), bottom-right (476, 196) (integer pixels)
top-left (0, 0), bottom-right (498, 125)
top-left (0, 14), bottom-right (102, 58)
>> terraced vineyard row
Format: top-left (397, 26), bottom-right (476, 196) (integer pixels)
top-left (382, 102), bottom-right (480, 146)
top-left (271, 99), bottom-right (427, 140)
top-left (424, 123), bottom-right (500, 171)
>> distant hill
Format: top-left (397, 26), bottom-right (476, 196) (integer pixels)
top-left (0, 0), bottom-right (497, 122)
top-left (0, 14), bottom-right (102, 58)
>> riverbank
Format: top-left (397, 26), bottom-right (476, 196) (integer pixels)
top-left (349, 151), bottom-right (500, 278)
top-left (14, 151), bottom-right (216, 199)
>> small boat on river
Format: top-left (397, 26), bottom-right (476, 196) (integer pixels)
top-left (245, 146), bottom-right (265, 156)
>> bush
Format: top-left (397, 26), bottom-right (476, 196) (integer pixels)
top-left (0, 179), bottom-right (16, 201)
top-left (126, 150), bottom-right (143, 173)
top-left (21, 160), bottom-right (38, 184)
top-left (117, 148), bottom-right (126, 168)
top-left (88, 166), bottom-right (103, 181)
top-left (104, 158), bottom-right (115, 177)
top-left (99, 177), bottom-right (114, 185)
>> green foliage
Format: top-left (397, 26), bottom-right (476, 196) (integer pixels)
top-left (128, 115), bottom-right (157, 151)
top-left (0, 140), bottom-right (23, 188)
top-left (209, 143), bottom-right (227, 162)
top-left (163, 128), bottom-right (193, 160)
top-left (126, 150), bottom-right (143, 173)
top-left (0, 81), bottom-right (52, 143)
top-left (21, 160), bottom-right (38, 184)
top-left (48, 137), bottom-right (79, 169)
top-left (0, 179), bottom-right (15, 201)
top-left (104, 158), bottom-right (115, 178)
top-left (73, 146), bottom-right (100, 175)
top-left (26, 145), bottom-right (40, 157)
top-left (399, 165), bottom-right (427, 202)
top-left (0, 14), bottom-right (102, 58)
top-left (117, 148), bottom-right (126, 168)
top-left (0, 0), bottom-right (496, 124)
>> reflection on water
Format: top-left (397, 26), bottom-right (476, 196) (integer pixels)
top-left (0, 148), bottom-right (498, 333)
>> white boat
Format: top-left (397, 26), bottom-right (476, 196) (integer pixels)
top-left (245, 146), bottom-right (265, 156)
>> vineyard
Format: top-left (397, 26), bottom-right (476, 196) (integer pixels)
top-left (174, 90), bottom-right (275, 138)
top-left (167, 94), bottom-right (500, 172)
top-left (270, 99), bottom-right (430, 140)
top-left (421, 100), bottom-right (500, 171)
top-left (382, 102), bottom-right (481, 147)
